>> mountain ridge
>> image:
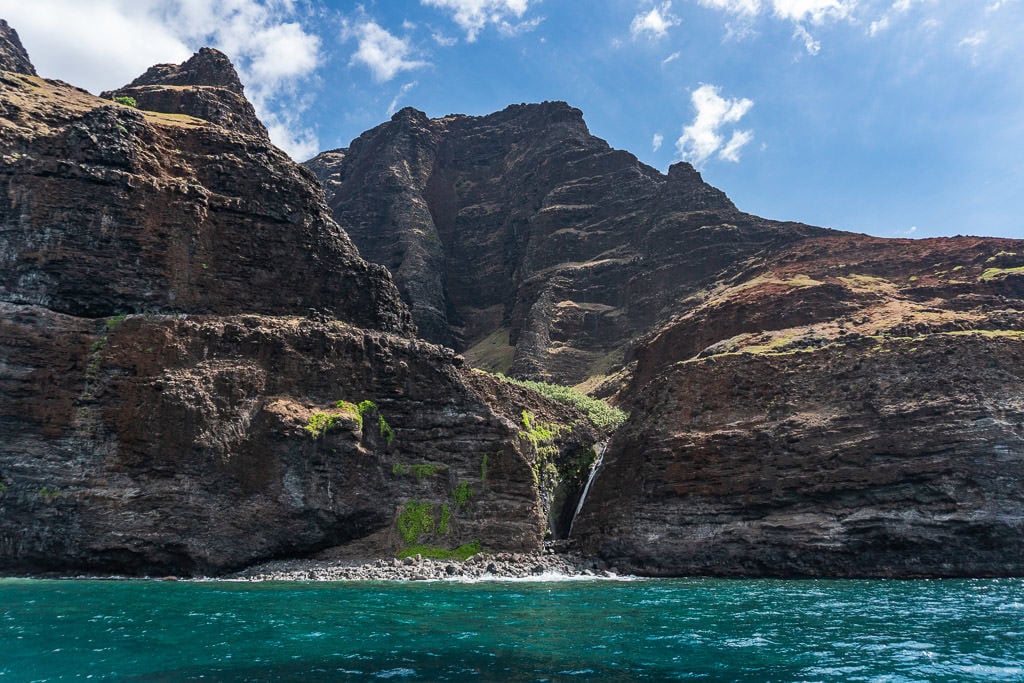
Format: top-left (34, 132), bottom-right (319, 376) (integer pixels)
top-left (3, 21), bottom-right (1024, 578)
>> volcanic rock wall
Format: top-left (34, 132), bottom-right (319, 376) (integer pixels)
top-left (306, 104), bottom-right (827, 385)
top-left (0, 34), bottom-right (596, 575)
top-left (573, 234), bottom-right (1024, 576)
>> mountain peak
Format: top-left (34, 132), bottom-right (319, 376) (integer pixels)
top-left (125, 47), bottom-right (245, 94)
top-left (0, 19), bottom-right (37, 76)
top-left (102, 48), bottom-right (266, 138)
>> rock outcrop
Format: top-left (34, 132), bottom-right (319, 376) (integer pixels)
top-left (101, 48), bottom-right (267, 139)
top-left (0, 37), bottom-right (600, 575)
top-left (0, 19), bottom-right (34, 76)
top-left (306, 103), bottom-right (827, 384)
top-left (1, 58), bottom-right (406, 330)
top-left (573, 234), bottom-right (1024, 577)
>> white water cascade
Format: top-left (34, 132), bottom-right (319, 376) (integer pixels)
top-left (568, 440), bottom-right (608, 536)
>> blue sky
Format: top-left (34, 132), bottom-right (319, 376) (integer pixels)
top-left (1, 1), bottom-right (1022, 239)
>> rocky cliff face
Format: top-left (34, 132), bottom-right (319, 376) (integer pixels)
top-left (0, 36), bottom-right (599, 575)
top-left (306, 104), bottom-right (826, 385)
top-left (572, 234), bottom-right (1024, 576)
top-left (0, 304), bottom-right (600, 574)
top-left (4, 18), bottom-right (1023, 578)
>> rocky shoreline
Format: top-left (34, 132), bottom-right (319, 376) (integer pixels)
top-left (225, 548), bottom-right (620, 582)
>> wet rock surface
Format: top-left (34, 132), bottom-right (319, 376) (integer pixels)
top-left (0, 306), bottom-right (588, 575)
top-left (228, 545), bottom-right (613, 582)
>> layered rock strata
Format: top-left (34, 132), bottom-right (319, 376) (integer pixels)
top-left (573, 234), bottom-right (1024, 577)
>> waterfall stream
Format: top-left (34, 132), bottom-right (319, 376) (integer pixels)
top-left (568, 440), bottom-right (608, 536)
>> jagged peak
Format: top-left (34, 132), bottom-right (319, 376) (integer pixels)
top-left (0, 18), bottom-right (37, 76)
top-left (123, 47), bottom-right (245, 94)
top-left (666, 162), bottom-right (702, 183)
top-left (391, 106), bottom-right (429, 123)
top-left (490, 100), bottom-right (587, 128)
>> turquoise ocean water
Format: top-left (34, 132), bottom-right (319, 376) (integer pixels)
top-left (2, 577), bottom-right (1023, 681)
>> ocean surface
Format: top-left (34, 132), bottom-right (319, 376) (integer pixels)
top-left (2, 577), bottom-right (1023, 681)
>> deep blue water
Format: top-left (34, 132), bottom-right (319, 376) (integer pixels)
top-left (2, 577), bottom-right (1023, 681)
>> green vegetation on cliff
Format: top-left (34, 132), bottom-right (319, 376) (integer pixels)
top-left (485, 372), bottom-right (627, 431)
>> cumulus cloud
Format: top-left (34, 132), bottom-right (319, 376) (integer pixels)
top-left (718, 129), bottom-right (754, 161)
top-left (421, 0), bottom-right (533, 42)
top-left (0, 0), bottom-right (323, 159)
top-left (676, 84), bottom-right (754, 165)
top-left (346, 20), bottom-right (429, 82)
top-left (631, 2), bottom-right (681, 39)
top-left (652, 133), bottom-right (664, 151)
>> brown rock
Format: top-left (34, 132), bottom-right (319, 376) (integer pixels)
top-left (0, 306), bottom-right (571, 574)
top-left (574, 233), bottom-right (1024, 577)
top-left (0, 64), bottom-right (410, 333)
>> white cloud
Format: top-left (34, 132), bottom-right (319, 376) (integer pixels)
top-left (718, 129), bottom-right (754, 161)
top-left (696, 0), bottom-right (856, 53)
top-left (631, 2), bottom-right (681, 39)
top-left (676, 84), bottom-right (754, 165)
top-left (432, 31), bottom-right (459, 46)
top-left (346, 20), bottom-right (429, 82)
top-left (771, 0), bottom-right (853, 24)
top-left (265, 113), bottom-right (319, 161)
top-left (0, 0), bottom-right (323, 159)
top-left (662, 51), bottom-right (681, 64)
top-left (652, 133), bottom-right (664, 151)
top-left (868, 15), bottom-right (891, 36)
top-left (868, 0), bottom-right (923, 37)
top-left (497, 15), bottom-right (544, 37)
top-left (958, 29), bottom-right (989, 49)
top-left (387, 81), bottom-right (419, 116)
top-left (793, 24), bottom-right (821, 54)
top-left (698, 0), bottom-right (761, 16)
top-left (421, 0), bottom-right (532, 42)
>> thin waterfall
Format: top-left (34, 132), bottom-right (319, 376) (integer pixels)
top-left (568, 440), bottom-right (608, 536)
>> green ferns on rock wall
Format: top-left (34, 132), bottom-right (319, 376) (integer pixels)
top-left (304, 399), bottom-right (395, 443)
